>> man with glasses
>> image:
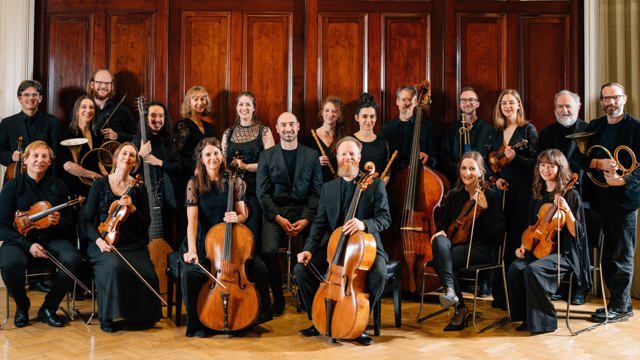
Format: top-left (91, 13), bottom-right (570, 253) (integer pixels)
top-left (440, 86), bottom-right (492, 184)
top-left (0, 80), bottom-right (61, 180)
top-left (576, 83), bottom-right (640, 323)
top-left (86, 69), bottom-right (137, 142)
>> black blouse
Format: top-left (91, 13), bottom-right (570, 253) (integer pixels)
top-left (174, 118), bottom-right (216, 177)
top-left (301, 131), bottom-right (337, 183)
top-left (355, 135), bottom-right (390, 177)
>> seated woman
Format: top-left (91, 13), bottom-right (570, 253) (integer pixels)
top-left (507, 149), bottom-right (591, 334)
top-left (180, 137), bottom-right (272, 338)
top-left (82, 142), bottom-right (162, 333)
top-left (430, 151), bottom-right (505, 331)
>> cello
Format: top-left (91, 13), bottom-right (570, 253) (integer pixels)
top-left (389, 80), bottom-right (445, 293)
top-left (135, 97), bottom-right (174, 297)
top-left (311, 162), bottom-right (378, 341)
top-left (197, 165), bottom-right (260, 335)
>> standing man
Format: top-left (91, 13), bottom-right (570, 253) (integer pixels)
top-left (440, 86), bottom-right (492, 184)
top-left (381, 85), bottom-right (438, 176)
top-left (0, 80), bottom-right (60, 178)
top-left (0, 141), bottom-right (82, 328)
top-left (86, 69), bottom-right (137, 142)
top-left (257, 112), bottom-right (323, 316)
top-left (578, 83), bottom-right (640, 323)
top-left (294, 136), bottom-right (391, 346)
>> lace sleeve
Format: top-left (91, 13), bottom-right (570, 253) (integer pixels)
top-left (185, 178), bottom-right (199, 207)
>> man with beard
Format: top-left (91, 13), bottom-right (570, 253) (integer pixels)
top-left (576, 83), bottom-right (640, 323)
top-left (293, 136), bottom-right (391, 346)
top-left (440, 86), bottom-right (492, 184)
top-left (538, 90), bottom-right (591, 305)
top-left (256, 112), bottom-right (323, 316)
top-left (0, 80), bottom-right (60, 180)
top-left (381, 85), bottom-right (437, 176)
top-left (86, 69), bottom-right (137, 142)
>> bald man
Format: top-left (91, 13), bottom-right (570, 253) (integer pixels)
top-left (256, 112), bottom-right (323, 316)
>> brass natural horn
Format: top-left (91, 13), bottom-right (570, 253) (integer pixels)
top-left (566, 131), bottom-right (595, 154)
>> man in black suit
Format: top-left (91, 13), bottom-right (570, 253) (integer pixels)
top-left (294, 136), bottom-right (391, 346)
top-left (0, 80), bottom-right (60, 179)
top-left (577, 83), bottom-right (640, 323)
top-left (257, 112), bottom-right (323, 316)
top-left (86, 69), bottom-right (137, 142)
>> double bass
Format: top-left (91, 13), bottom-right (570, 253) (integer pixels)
top-left (311, 163), bottom-right (378, 341)
top-left (197, 165), bottom-right (260, 335)
top-left (389, 80), bottom-right (445, 293)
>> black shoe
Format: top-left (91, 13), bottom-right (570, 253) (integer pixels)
top-left (491, 300), bottom-right (507, 310)
top-left (595, 306), bottom-right (634, 317)
top-left (515, 322), bottom-right (528, 331)
top-left (272, 297), bottom-right (285, 317)
top-left (443, 305), bottom-right (469, 331)
top-left (570, 293), bottom-right (586, 305)
top-left (298, 325), bottom-right (320, 337)
top-left (478, 283), bottom-right (491, 298)
top-left (29, 281), bottom-right (51, 293)
top-left (100, 320), bottom-right (119, 333)
top-left (590, 310), bottom-right (629, 323)
top-left (14, 299), bottom-right (30, 328)
top-left (38, 307), bottom-right (64, 327)
top-left (354, 332), bottom-right (373, 346)
top-left (550, 293), bottom-right (564, 301)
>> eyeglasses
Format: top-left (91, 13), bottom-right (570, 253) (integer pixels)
top-left (21, 92), bottom-right (40, 98)
top-left (149, 113), bottom-right (165, 119)
top-left (92, 80), bottom-right (112, 87)
top-left (600, 95), bottom-right (624, 103)
top-left (459, 98), bottom-right (478, 104)
top-left (499, 101), bottom-right (518, 106)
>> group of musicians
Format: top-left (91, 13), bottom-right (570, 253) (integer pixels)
top-left (0, 72), bottom-right (638, 344)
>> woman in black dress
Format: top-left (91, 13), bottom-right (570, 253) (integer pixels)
top-left (431, 151), bottom-right (505, 330)
top-left (352, 92), bottom-right (390, 184)
top-left (181, 137), bottom-right (272, 337)
top-left (508, 149), bottom-right (590, 334)
top-left (82, 142), bottom-right (162, 332)
top-left (174, 86), bottom-right (216, 244)
top-left (486, 89), bottom-right (538, 307)
top-left (302, 96), bottom-right (346, 183)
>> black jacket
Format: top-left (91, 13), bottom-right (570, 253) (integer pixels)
top-left (0, 111), bottom-right (60, 166)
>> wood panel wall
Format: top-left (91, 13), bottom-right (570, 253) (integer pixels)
top-left (35, 0), bottom-right (582, 141)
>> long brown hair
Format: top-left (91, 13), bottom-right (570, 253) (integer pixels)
top-left (193, 137), bottom-right (246, 198)
top-left (532, 149), bottom-right (572, 200)
top-left (318, 95), bottom-right (346, 153)
top-left (234, 91), bottom-right (260, 125)
top-left (68, 95), bottom-right (98, 135)
top-left (453, 151), bottom-right (486, 191)
top-left (110, 142), bottom-right (139, 174)
top-left (492, 89), bottom-right (527, 130)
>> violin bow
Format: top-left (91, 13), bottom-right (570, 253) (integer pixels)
top-left (100, 94), bottom-right (127, 130)
top-left (193, 261), bottom-right (227, 289)
top-left (110, 245), bottom-right (168, 306)
top-left (43, 249), bottom-right (92, 295)
top-left (465, 183), bottom-right (481, 270)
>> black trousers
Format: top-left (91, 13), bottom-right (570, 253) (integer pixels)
top-left (594, 202), bottom-right (637, 312)
top-left (180, 255), bottom-right (272, 334)
top-left (260, 205), bottom-right (307, 302)
top-left (431, 235), bottom-right (493, 303)
top-left (293, 250), bottom-right (387, 322)
top-left (0, 240), bottom-right (82, 311)
top-left (507, 254), bottom-right (571, 332)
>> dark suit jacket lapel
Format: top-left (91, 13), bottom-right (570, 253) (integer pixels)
top-left (326, 179), bottom-right (341, 229)
top-left (292, 145), bottom-right (307, 187)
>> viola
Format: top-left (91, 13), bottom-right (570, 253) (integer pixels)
top-left (197, 165), bottom-right (260, 334)
top-left (14, 196), bottom-right (86, 237)
top-left (521, 173), bottom-right (578, 259)
top-left (311, 163), bottom-right (378, 341)
top-left (388, 80), bottom-right (447, 293)
top-left (5, 136), bottom-right (25, 181)
top-left (97, 174), bottom-right (143, 245)
top-left (488, 139), bottom-right (529, 174)
top-left (447, 178), bottom-right (496, 245)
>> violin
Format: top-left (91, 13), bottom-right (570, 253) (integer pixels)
top-left (488, 139), bottom-right (529, 174)
top-left (521, 173), bottom-right (578, 259)
top-left (197, 165), bottom-right (259, 334)
top-left (97, 174), bottom-right (143, 245)
top-left (14, 196), bottom-right (86, 237)
top-left (5, 136), bottom-right (25, 181)
top-left (311, 162), bottom-right (378, 341)
top-left (447, 178), bottom-right (495, 245)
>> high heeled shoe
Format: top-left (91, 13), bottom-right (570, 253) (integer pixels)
top-left (443, 305), bottom-right (469, 331)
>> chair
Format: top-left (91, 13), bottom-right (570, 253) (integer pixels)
top-left (557, 208), bottom-right (608, 335)
top-left (373, 260), bottom-right (402, 336)
top-left (417, 236), bottom-right (510, 333)
top-left (165, 251), bottom-right (183, 325)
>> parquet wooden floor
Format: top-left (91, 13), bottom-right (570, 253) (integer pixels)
top-left (0, 288), bottom-right (638, 360)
